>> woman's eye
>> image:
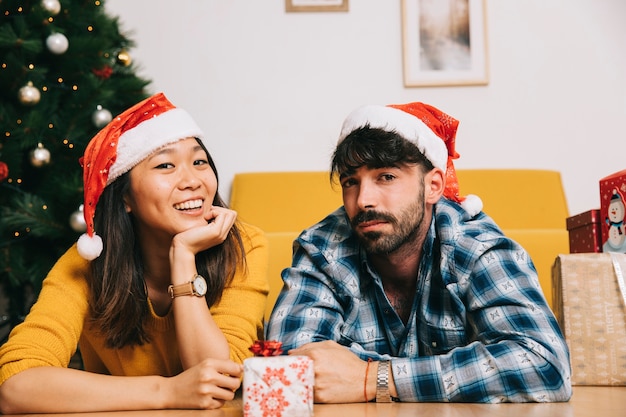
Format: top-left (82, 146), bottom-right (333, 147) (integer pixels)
top-left (194, 159), bottom-right (209, 166)
top-left (155, 162), bottom-right (174, 169)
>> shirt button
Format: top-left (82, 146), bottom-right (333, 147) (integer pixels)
top-left (384, 309), bottom-right (390, 314)
top-left (431, 341), bottom-right (437, 348)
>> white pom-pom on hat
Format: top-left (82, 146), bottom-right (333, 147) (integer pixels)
top-left (77, 233), bottom-right (103, 261)
top-left (460, 194), bottom-right (483, 217)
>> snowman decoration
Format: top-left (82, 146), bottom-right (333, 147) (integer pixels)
top-left (604, 189), bottom-right (626, 253)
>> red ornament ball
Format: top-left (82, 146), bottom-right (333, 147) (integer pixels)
top-left (0, 161), bottom-right (8, 182)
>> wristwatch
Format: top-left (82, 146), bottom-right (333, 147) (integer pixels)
top-left (168, 274), bottom-right (207, 298)
top-left (376, 360), bottom-right (393, 403)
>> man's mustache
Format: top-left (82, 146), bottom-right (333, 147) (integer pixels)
top-left (351, 210), bottom-right (396, 228)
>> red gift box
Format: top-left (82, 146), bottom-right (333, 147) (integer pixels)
top-left (566, 209), bottom-right (602, 253)
top-left (600, 169), bottom-right (626, 253)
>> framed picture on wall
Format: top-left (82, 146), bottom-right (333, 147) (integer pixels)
top-left (286, 0), bottom-right (349, 12)
top-left (401, 0), bottom-right (488, 87)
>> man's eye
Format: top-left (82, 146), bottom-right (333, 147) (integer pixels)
top-left (341, 179), bottom-right (356, 188)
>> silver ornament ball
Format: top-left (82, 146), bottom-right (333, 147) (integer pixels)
top-left (69, 204), bottom-right (87, 233)
top-left (92, 105), bottom-right (113, 128)
top-left (30, 143), bottom-right (51, 167)
top-left (18, 82), bottom-right (41, 106)
top-left (46, 32), bottom-right (69, 55)
top-left (41, 0), bottom-right (61, 15)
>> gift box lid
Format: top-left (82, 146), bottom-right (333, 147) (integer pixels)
top-left (566, 209), bottom-right (601, 230)
top-left (600, 168), bottom-right (626, 182)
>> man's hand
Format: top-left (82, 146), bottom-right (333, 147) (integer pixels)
top-left (289, 340), bottom-right (374, 403)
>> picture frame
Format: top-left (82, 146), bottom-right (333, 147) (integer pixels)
top-left (401, 0), bottom-right (489, 87)
top-left (285, 0), bottom-right (349, 13)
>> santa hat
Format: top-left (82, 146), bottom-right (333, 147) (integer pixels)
top-left (77, 92), bottom-right (205, 260)
top-left (338, 102), bottom-right (482, 216)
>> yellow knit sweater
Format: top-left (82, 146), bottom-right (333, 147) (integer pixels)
top-left (0, 222), bottom-right (269, 383)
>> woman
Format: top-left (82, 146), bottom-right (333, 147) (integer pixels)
top-left (0, 93), bottom-right (269, 412)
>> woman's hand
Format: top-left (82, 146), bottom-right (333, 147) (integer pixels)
top-left (164, 358), bottom-right (243, 409)
top-left (171, 206), bottom-right (237, 258)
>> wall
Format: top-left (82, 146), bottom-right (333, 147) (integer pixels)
top-left (105, 0), bottom-right (626, 216)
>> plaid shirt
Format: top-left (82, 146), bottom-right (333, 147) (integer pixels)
top-left (266, 198), bottom-right (572, 403)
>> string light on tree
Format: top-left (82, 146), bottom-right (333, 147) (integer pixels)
top-left (18, 81), bottom-right (41, 106)
top-left (46, 32), bottom-right (69, 55)
top-left (69, 204), bottom-right (87, 233)
top-left (92, 105), bottom-right (112, 128)
top-left (29, 143), bottom-right (51, 167)
top-left (41, 0), bottom-right (61, 16)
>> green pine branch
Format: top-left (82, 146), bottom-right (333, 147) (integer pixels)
top-left (0, 0), bottom-right (153, 319)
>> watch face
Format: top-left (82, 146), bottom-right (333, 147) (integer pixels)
top-left (193, 275), bottom-right (207, 296)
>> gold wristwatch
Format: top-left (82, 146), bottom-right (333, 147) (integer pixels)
top-left (376, 360), bottom-right (393, 402)
top-left (168, 274), bottom-right (207, 298)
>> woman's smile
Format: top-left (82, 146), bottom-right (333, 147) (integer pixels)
top-left (173, 198), bottom-right (204, 211)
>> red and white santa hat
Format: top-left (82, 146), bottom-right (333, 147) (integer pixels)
top-left (338, 102), bottom-right (482, 216)
top-left (77, 92), bottom-right (205, 260)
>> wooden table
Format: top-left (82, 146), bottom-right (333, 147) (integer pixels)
top-left (16, 386), bottom-right (626, 417)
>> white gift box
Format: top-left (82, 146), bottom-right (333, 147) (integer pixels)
top-left (243, 355), bottom-right (314, 417)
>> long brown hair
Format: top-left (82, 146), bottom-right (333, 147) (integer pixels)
top-left (87, 140), bottom-right (245, 348)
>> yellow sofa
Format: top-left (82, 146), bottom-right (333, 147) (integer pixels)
top-left (230, 169), bottom-right (570, 318)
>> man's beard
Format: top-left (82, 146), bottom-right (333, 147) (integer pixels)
top-left (350, 199), bottom-right (425, 255)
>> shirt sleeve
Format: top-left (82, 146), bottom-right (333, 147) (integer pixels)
top-left (266, 231), bottom-right (361, 352)
top-left (0, 246), bottom-right (90, 385)
top-left (211, 222), bottom-right (269, 363)
top-left (392, 235), bottom-right (573, 403)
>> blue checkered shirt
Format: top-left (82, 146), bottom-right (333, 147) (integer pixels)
top-left (266, 198), bottom-right (572, 402)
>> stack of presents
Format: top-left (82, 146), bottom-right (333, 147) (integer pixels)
top-left (556, 169), bottom-right (626, 386)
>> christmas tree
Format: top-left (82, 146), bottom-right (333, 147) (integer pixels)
top-left (0, 0), bottom-right (151, 338)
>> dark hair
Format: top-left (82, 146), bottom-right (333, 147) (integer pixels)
top-left (87, 140), bottom-right (245, 348)
top-left (330, 126), bottom-right (434, 180)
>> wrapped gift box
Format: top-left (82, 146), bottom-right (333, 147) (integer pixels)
top-left (552, 253), bottom-right (626, 385)
top-left (243, 355), bottom-right (314, 417)
top-left (600, 169), bottom-right (626, 253)
top-left (566, 209), bottom-right (602, 253)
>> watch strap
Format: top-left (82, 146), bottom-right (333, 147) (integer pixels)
top-left (168, 274), bottom-right (206, 298)
top-left (376, 360), bottom-right (392, 403)
top-left (168, 281), bottom-right (194, 298)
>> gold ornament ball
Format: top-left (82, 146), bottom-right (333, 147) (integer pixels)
top-left (18, 82), bottom-right (41, 106)
top-left (30, 143), bottom-right (51, 167)
top-left (117, 50), bottom-right (132, 66)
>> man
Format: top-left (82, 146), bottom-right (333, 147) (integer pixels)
top-left (266, 102), bottom-right (572, 403)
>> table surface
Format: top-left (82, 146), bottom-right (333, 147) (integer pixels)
top-left (15, 386), bottom-right (625, 417)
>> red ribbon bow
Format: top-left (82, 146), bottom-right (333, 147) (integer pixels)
top-left (249, 340), bottom-right (284, 357)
